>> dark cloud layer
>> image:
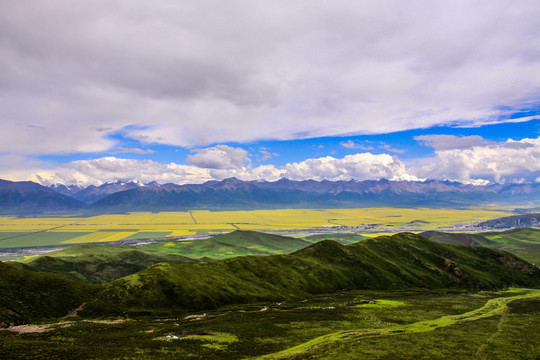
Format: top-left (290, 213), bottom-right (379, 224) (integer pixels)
top-left (2, 0), bottom-right (540, 156)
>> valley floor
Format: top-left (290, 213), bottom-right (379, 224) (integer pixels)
top-left (0, 288), bottom-right (538, 359)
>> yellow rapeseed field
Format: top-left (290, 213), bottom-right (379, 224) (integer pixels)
top-left (0, 206), bottom-right (515, 247)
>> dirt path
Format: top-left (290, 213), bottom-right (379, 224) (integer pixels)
top-left (64, 302), bottom-right (86, 318)
top-left (257, 288), bottom-right (540, 360)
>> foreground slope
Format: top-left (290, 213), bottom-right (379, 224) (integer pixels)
top-left (0, 262), bottom-right (96, 326)
top-left (143, 230), bottom-right (313, 260)
top-left (421, 228), bottom-right (540, 264)
top-left (84, 233), bottom-right (540, 316)
top-left (11, 244), bottom-right (200, 284)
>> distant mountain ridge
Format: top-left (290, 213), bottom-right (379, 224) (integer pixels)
top-left (49, 180), bottom-right (160, 204)
top-left (86, 177), bottom-right (540, 211)
top-left (0, 179), bottom-right (84, 214)
top-left (2, 177), bottom-right (540, 213)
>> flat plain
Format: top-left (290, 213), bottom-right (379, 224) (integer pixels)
top-left (0, 206), bottom-right (514, 248)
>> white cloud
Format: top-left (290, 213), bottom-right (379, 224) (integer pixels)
top-left (0, 154), bottom-right (45, 181)
top-left (25, 137), bottom-right (540, 186)
top-left (282, 153), bottom-right (412, 181)
top-left (415, 134), bottom-right (488, 150)
top-left (29, 152), bottom-right (419, 186)
top-left (257, 148), bottom-right (274, 162)
top-left (30, 157), bottom-right (213, 187)
top-left (187, 145), bottom-right (249, 169)
top-left (413, 137), bottom-right (540, 183)
top-left (1, 1), bottom-right (540, 154)
top-left (381, 144), bottom-right (406, 154)
top-left (340, 140), bottom-right (373, 150)
top-left (111, 147), bottom-right (155, 155)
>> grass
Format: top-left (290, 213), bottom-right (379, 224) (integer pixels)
top-left (10, 244), bottom-right (199, 284)
top-left (143, 230), bottom-right (312, 259)
top-left (0, 289), bottom-right (538, 359)
top-left (83, 233), bottom-right (540, 317)
top-left (422, 228), bottom-right (540, 265)
top-left (0, 232), bottom-right (89, 248)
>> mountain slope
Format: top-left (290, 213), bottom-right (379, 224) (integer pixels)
top-left (0, 179), bottom-right (84, 214)
top-left (83, 233), bottom-right (540, 316)
top-left (0, 261), bottom-right (97, 326)
top-left (421, 228), bottom-right (540, 265)
top-left (142, 230), bottom-right (313, 260)
top-left (476, 213), bottom-right (540, 229)
top-left (11, 244), bottom-right (200, 284)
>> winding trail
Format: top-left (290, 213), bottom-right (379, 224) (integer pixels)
top-left (257, 288), bottom-right (540, 360)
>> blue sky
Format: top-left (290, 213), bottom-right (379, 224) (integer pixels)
top-left (38, 118), bottom-right (540, 166)
top-left (1, 1), bottom-right (540, 186)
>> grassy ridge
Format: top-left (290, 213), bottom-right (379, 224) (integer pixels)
top-left (421, 228), bottom-right (540, 264)
top-left (143, 230), bottom-right (313, 260)
top-left (11, 244), bottom-right (200, 284)
top-left (0, 262), bottom-right (97, 326)
top-left (302, 233), bottom-right (369, 244)
top-left (83, 233), bottom-right (540, 316)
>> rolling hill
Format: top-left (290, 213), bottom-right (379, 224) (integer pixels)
top-left (83, 233), bottom-right (540, 316)
top-left (142, 230), bottom-right (313, 260)
top-left (421, 227), bottom-right (540, 265)
top-left (10, 244), bottom-right (200, 284)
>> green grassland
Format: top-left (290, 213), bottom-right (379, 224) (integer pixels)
top-left (421, 227), bottom-right (540, 264)
top-left (0, 289), bottom-right (538, 359)
top-left (10, 244), bottom-right (200, 284)
top-left (0, 262), bottom-right (98, 327)
top-left (0, 232), bottom-right (89, 248)
top-left (83, 233), bottom-right (540, 317)
top-left (0, 230), bottom-right (538, 359)
top-left (302, 233), bottom-right (369, 244)
top-left (142, 230), bottom-right (312, 260)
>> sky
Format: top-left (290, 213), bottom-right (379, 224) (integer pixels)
top-left (1, 1), bottom-right (540, 187)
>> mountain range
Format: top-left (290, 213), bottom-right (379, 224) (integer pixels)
top-left (1, 177), bottom-right (540, 213)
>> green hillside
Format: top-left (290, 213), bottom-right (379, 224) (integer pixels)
top-left (421, 228), bottom-right (540, 265)
top-left (11, 244), bottom-right (199, 284)
top-left (302, 233), bottom-right (369, 244)
top-left (83, 233), bottom-right (540, 317)
top-left (143, 230), bottom-right (313, 260)
top-left (0, 262), bottom-right (97, 326)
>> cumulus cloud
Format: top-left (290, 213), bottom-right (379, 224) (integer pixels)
top-left (2, 1), bottom-right (540, 154)
top-left (413, 137), bottom-right (540, 183)
top-left (282, 153), bottom-right (417, 181)
top-left (30, 152), bottom-right (421, 186)
top-left (30, 157), bottom-right (214, 186)
top-left (187, 145), bottom-right (249, 169)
